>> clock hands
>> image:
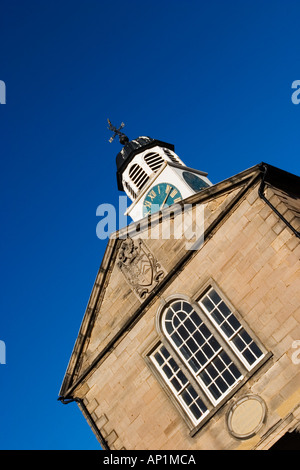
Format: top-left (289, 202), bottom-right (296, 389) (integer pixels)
top-left (143, 184), bottom-right (182, 217)
top-left (160, 186), bottom-right (172, 210)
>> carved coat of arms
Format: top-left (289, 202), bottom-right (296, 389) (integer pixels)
top-left (117, 239), bottom-right (165, 300)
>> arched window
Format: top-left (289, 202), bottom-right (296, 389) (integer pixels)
top-left (144, 152), bottom-right (164, 173)
top-left (162, 300), bottom-right (242, 404)
top-left (129, 163), bottom-right (149, 191)
top-left (148, 285), bottom-right (266, 431)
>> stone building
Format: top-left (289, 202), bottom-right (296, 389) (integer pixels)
top-left (59, 131), bottom-right (300, 450)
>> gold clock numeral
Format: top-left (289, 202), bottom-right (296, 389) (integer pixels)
top-left (174, 197), bottom-right (181, 203)
top-left (148, 190), bottom-right (156, 201)
top-left (144, 200), bottom-right (152, 209)
top-left (166, 184), bottom-right (172, 194)
top-left (170, 189), bottom-right (178, 198)
top-left (157, 185), bottom-right (161, 194)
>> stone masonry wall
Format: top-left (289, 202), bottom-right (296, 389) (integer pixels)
top-left (75, 183), bottom-right (300, 450)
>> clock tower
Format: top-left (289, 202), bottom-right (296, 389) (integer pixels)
top-left (110, 122), bottom-right (212, 221)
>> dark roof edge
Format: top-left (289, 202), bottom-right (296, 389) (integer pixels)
top-left (260, 162), bottom-right (300, 196)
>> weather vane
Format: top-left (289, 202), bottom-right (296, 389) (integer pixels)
top-left (107, 119), bottom-right (129, 145)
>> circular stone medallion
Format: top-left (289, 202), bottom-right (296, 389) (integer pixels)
top-left (227, 395), bottom-right (266, 439)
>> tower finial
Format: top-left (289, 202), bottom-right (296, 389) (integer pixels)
top-left (107, 119), bottom-right (129, 145)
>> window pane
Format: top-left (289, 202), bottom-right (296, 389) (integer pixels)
top-left (240, 329), bottom-right (252, 343)
top-left (177, 311), bottom-right (186, 321)
top-left (165, 310), bottom-right (174, 322)
top-left (178, 325), bottom-right (189, 341)
top-left (161, 346), bottom-right (170, 359)
top-left (214, 356), bottom-right (225, 373)
top-left (171, 377), bottom-right (181, 392)
top-left (243, 348), bottom-right (256, 365)
top-left (188, 385), bottom-right (198, 400)
top-left (181, 388), bottom-right (193, 406)
top-left (182, 301), bottom-right (193, 314)
top-left (221, 322), bottom-right (234, 337)
top-left (171, 331), bottom-right (181, 348)
top-left (209, 289), bottom-right (222, 305)
top-left (232, 334), bottom-right (245, 352)
top-left (209, 336), bottom-right (221, 352)
top-left (165, 320), bottom-right (173, 335)
top-left (206, 363), bottom-right (218, 379)
top-left (180, 344), bottom-right (190, 360)
top-left (220, 350), bottom-right (231, 366)
top-left (191, 311), bottom-right (202, 327)
top-left (250, 341), bottom-right (263, 359)
top-left (216, 376), bottom-right (228, 393)
top-left (211, 310), bottom-right (223, 325)
top-left (163, 364), bottom-right (172, 379)
top-left (202, 297), bottom-right (214, 312)
top-left (185, 318), bottom-right (196, 333)
top-left (218, 301), bottom-right (231, 317)
top-left (194, 330), bottom-right (205, 346)
top-left (190, 403), bottom-right (202, 420)
top-left (227, 314), bottom-right (241, 330)
top-left (189, 356), bottom-right (201, 372)
top-left (200, 324), bottom-right (211, 339)
top-left (202, 343), bottom-right (214, 359)
top-left (154, 352), bottom-right (163, 366)
top-left (172, 301), bottom-right (183, 312)
top-left (195, 350), bottom-right (206, 367)
top-left (229, 363), bottom-right (242, 379)
top-left (187, 337), bottom-right (198, 353)
top-left (223, 369), bottom-right (235, 386)
top-left (208, 383), bottom-right (221, 400)
top-left (177, 370), bottom-right (188, 385)
top-left (200, 370), bottom-right (211, 386)
top-left (169, 357), bottom-right (179, 372)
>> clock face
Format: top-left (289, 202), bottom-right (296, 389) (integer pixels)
top-left (182, 171), bottom-right (209, 192)
top-left (143, 183), bottom-right (182, 216)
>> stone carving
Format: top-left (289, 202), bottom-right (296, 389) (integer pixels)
top-left (117, 238), bottom-right (165, 300)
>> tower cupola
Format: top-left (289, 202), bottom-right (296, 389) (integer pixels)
top-left (108, 120), bottom-right (212, 221)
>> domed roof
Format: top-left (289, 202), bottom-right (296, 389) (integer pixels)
top-left (116, 136), bottom-right (174, 191)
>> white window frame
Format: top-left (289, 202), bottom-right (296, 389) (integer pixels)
top-left (161, 299), bottom-right (244, 406)
top-left (150, 343), bottom-right (209, 426)
top-left (198, 286), bottom-right (265, 371)
top-left (147, 286), bottom-right (269, 434)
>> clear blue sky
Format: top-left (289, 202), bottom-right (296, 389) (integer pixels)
top-left (0, 0), bottom-right (299, 450)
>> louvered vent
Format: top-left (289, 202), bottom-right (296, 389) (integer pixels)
top-left (144, 152), bottom-right (164, 173)
top-left (164, 148), bottom-right (182, 164)
top-left (124, 181), bottom-right (137, 199)
top-left (129, 163), bottom-right (149, 190)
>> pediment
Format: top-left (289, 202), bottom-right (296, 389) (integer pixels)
top-left (59, 165), bottom-right (263, 398)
